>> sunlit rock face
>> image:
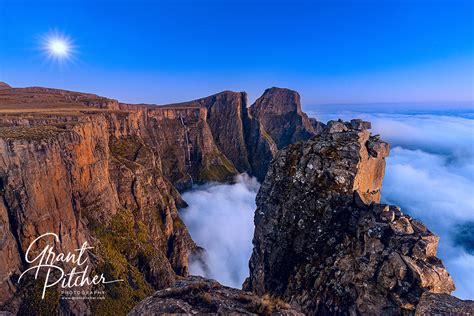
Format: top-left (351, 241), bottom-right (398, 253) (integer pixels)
top-left (244, 120), bottom-right (457, 314)
top-left (0, 86), bottom-right (199, 314)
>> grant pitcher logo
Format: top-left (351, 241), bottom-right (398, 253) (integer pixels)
top-left (18, 232), bottom-right (123, 299)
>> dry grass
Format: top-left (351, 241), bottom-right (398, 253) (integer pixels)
top-left (0, 125), bottom-right (70, 140)
top-left (240, 294), bottom-right (291, 315)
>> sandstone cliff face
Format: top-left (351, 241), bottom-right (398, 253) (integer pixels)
top-left (0, 88), bottom-right (198, 314)
top-left (178, 91), bottom-right (251, 173)
top-left (244, 119), bottom-right (457, 314)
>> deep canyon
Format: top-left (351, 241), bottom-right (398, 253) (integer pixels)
top-left (0, 82), bottom-right (472, 315)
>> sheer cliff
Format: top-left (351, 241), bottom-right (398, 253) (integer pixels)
top-left (0, 84), bottom-right (321, 315)
top-left (0, 89), bottom-right (197, 314)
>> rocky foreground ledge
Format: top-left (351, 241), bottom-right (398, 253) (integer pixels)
top-left (133, 120), bottom-right (473, 315)
top-left (128, 276), bottom-right (303, 315)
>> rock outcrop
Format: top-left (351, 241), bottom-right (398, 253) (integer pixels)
top-left (244, 119), bottom-right (459, 314)
top-left (128, 276), bottom-right (303, 315)
top-left (171, 91), bottom-right (251, 173)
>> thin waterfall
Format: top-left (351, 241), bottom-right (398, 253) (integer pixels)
top-left (179, 113), bottom-right (194, 186)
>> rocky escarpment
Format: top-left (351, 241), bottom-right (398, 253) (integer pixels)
top-left (118, 104), bottom-right (238, 190)
top-left (0, 83), bottom-right (324, 315)
top-left (168, 87), bottom-right (320, 182)
top-left (244, 119), bottom-right (462, 314)
top-left (0, 86), bottom-right (219, 314)
top-left (249, 87), bottom-right (315, 150)
top-left (170, 91), bottom-right (251, 173)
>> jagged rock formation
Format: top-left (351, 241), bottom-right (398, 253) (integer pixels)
top-left (244, 119), bottom-right (460, 314)
top-left (169, 87), bottom-right (320, 182)
top-left (0, 83), bottom-right (323, 314)
top-left (128, 276), bottom-right (303, 315)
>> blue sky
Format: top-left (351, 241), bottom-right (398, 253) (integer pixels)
top-left (0, 0), bottom-right (473, 105)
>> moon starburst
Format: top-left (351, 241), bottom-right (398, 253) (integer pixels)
top-left (41, 30), bottom-right (76, 63)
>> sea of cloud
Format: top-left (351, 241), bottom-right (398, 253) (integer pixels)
top-left (180, 174), bottom-right (259, 288)
top-left (180, 107), bottom-right (474, 299)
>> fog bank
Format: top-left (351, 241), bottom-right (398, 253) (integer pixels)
top-left (180, 174), bottom-right (259, 288)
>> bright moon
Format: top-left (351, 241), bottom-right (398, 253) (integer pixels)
top-left (41, 31), bottom-right (75, 62)
top-left (48, 39), bottom-right (70, 57)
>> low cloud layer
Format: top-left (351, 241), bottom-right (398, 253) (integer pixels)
top-left (180, 174), bottom-right (259, 288)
